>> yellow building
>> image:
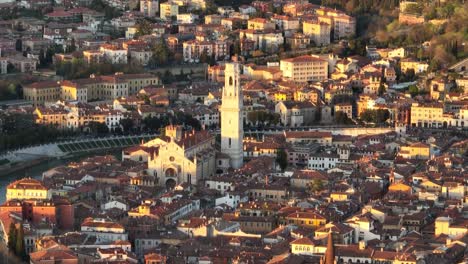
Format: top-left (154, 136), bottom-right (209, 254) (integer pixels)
top-left (34, 107), bottom-right (68, 129)
top-left (244, 65), bottom-right (282, 81)
top-left (303, 20), bottom-right (331, 46)
top-left (356, 94), bottom-right (377, 117)
top-left (280, 55), bottom-right (328, 82)
top-left (247, 18), bottom-right (275, 30)
top-left (284, 211), bottom-right (326, 229)
top-left (290, 237), bottom-right (324, 255)
top-left (60, 80), bottom-right (88, 102)
top-left (335, 103), bottom-right (353, 119)
top-left (160, 2), bottom-right (178, 20)
top-left (273, 90), bottom-right (293, 102)
top-left (399, 142), bottom-right (430, 159)
top-left (330, 192), bottom-right (350, 202)
top-left (410, 102), bottom-right (447, 128)
top-left (435, 217), bottom-right (468, 238)
top-left (400, 59), bottom-right (429, 74)
top-left (6, 178), bottom-right (49, 201)
top-left (23, 81), bottom-right (61, 106)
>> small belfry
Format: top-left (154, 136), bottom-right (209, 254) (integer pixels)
top-left (220, 63), bottom-right (244, 169)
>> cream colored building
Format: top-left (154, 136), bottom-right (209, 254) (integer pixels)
top-left (23, 81), bottom-right (62, 106)
top-left (435, 217), bottom-right (468, 239)
top-left (315, 8), bottom-right (356, 40)
top-left (399, 142), bottom-right (430, 159)
top-left (247, 18), bottom-right (275, 30)
top-left (280, 55), bottom-right (328, 82)
top-left (140, 0), bottom-right (159, 17)
top-left (410, 102), bottom-right (467, 128)
top-left (83, 50), bottom-right (104, 64)
top-left (6, 178), bottom-right (49, 201)
top-left (160, 2), bottom-right (179, 20)
top-left (99, 44), bottom-right (128, 64)
top-left (303, 20), bottom-right (331, 46)
top-left (60, 73), bottom-right (160, 103)
top-left (401, 59), bottom-right (429, 74)
top-left (147, 126), bottom-right (216, 187)
top-left (335, 103), bottom-right (353, 119)
top-left (239, 30), bottom-right (284, 52)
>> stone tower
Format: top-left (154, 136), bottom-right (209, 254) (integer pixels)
top-left (221, 63), bottom-right (243, 169)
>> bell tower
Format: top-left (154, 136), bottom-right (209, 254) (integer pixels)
top-left (221, 63), bottom-right (243, 169)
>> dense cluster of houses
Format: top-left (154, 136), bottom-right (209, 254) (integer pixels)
top-left (0, 123), bottom-right (467, 263)
top-left (0, 0), bottom-right (466, 263)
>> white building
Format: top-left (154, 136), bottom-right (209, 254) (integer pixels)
top-left (81, 218), bottom-right (128, 243)
top-left (0, 58), bottom-right (7, 74)
top-left (220, 63), bottom-right (244, 169)
top-left (140, 0), bottom-right (159, 17)
top-left (160, 2), bottom-right (179, 20)
top-left (99, 45), bottom-right (128, 64)
top-left (177, 13), bottom-right (199, 24)
top-left (308, 153), bottom-right (340, 170)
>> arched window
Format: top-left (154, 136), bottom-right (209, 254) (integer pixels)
top-left (229, 76), bottom-right (233, 86)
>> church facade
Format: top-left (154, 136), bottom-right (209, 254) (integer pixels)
top-left (123, 62), bottom-right (244, 188)
top-left (146, 126), bottom-right (216, 188)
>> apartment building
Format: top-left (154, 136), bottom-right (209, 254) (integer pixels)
top-left (303, 20), bottom-right (331, 46)
top-left (23, 81), bottom-right (62, 106)
top-left (401, 59), bottom-right (429, 74)
top-left (247, 18), bottom-right (275, 30)
top-left (183, 40), bottom-right (228, 62)
top-left (99, 44), bottom-right (128, 64)
top-left (335, 103), bottom-right (353, 119)
top-left (411, 103), bottom-right (467, 128)
top-left (160, 2), bottom-right (179, 20)
top-left (271, 15), bottom-right (300, 31)
top-left (140, 0), bottom-right (159, 17)
top-left (410, 102), bottom-right (444, 128)
top-left (315, 7), bottom-right (356, 40)
top-left (239, 29), bottom-right (284, 52)
top-left (280, 55), bottom-right (328, 82)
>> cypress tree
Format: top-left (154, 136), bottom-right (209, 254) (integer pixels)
top-left (15, 225), bottom-right (25, 259)
top-left (7, 223), bottom-right (17, 253)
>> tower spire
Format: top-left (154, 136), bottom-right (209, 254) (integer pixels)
top-left (220, 63), bottom-right (244, 169)
top-left (324, 230), bottom-right (335, 264)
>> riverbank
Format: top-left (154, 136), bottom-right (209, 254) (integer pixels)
top-left (0, 157), bottom-right (50, 177)
top-left (0, 148), bottom-right (125, 178)
top-left (0, 149), bottom-right (123, 204)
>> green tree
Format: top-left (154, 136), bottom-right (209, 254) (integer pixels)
top-left (120, 118), bottom-right (134, 133)
top-left (39, 48), bottom-right (46, 67)
top-left (135, 19), bottom-right (153, 37)
top-left (334, 111), bottom-right (354, 125)
top-left (378, 82), bottom-right (386, 96)
top-left (276, 148), bottom-right (288, 172)
top-left (67, 38), bottom-right (77, 53)
top-left (15, 39), bottom-right (22, 51)
top-left (15, 225), bottom-right (25, 259)
top-left (7, 223), bottom-right (17, 253)
top-left (199, 49), bottom-right (209, 64)
top-left (408, 85), bottom-right (419, 97)
top-left (308, 179), bottom-right (324, 194)
top-left (88, 121), bottom-right (109, 135)
top-left (148, 40), bottom-right (172, 67)
top-left (360, 109), bottom-right (390, 124)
